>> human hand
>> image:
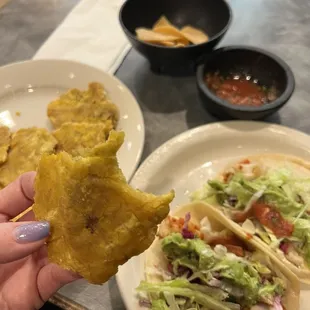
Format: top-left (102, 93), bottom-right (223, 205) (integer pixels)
top-left (0, 172), bottom-right (80, 310)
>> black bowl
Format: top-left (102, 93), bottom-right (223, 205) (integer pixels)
top-left (119, 0), bottom-right (232, 74)
top-left (196, 46), bottom-right (295, 120)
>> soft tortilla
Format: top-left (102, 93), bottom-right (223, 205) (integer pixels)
top-left (144, 202), bottom-right (300, 309)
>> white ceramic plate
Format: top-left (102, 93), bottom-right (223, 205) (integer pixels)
top-left (0, 59), bottom-right (145, 181)
top-left (116, 121), bottom-right (310, 310)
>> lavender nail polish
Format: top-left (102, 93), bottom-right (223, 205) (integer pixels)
top-left (14, 221), bottom-right (50, 243)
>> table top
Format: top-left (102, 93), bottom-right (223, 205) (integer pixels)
top-left (2, 0), bottom-right (310, 309)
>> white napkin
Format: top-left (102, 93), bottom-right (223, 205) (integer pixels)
top-left (33, 0), bottom-right (130, 74)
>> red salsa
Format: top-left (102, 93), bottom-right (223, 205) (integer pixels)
top-left (252, 203), bottom-right (294, 237)
top-left (205, 72), bottom-right (278, 107)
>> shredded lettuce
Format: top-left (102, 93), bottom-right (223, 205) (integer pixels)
top-left (266, 168), bottom-right (291, 187)
top-left (187, 271), bottom-right (210, 284)
top-left (258, 283), bottom-right (282, 305)
top-left (192, 169), bottom-right (304, 215)
top-left (292, 218), bottom-right (310, 265)
top-left (162, 233), bottom-right (217, 270)
top-left (225, 178), bottom-right (253, 209)
top-left (249, 261), bottom-right (271, 275)
top-left (138, 231), bottom-right (285, 309)
top-left (159, 234), bottom-right (280, 308)
top-left (172, 257), bottom-right (198, 274)
top-left (137, 281), bottom-right (232, 310)
top-left (291, 179), bottom-right (310, 205)
top-left (151, 299), bottom-right (170, 310)
top-left (164, 293), bottom-right (180, 310)
top-left (151, 279), bottom-right (229, 301)
top-left (211, 259), bottom-right (260, 304)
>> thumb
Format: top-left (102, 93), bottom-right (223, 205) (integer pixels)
top-left (0, 221), bottom-right (49, 263)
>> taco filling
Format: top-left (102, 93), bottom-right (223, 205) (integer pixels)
top-left (137, 213), bottom-right (287, 310)
top-left (191, 158), bottom-right (310, 270)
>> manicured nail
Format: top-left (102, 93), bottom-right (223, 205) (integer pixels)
top-left (14, 221), bottom-right (50, 243)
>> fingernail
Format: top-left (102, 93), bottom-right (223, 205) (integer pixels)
top-left (14, 221), bottom-right (50, 243)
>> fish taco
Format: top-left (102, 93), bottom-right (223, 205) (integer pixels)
top-left (137, 202), bottom-right (300, 310)
top-left (191, 153), bottom-right (310, 284)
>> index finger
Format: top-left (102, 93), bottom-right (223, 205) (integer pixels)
top-left (0, 172), bottom-right (36, 222)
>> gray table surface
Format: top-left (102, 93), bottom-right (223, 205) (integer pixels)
top-left (2, 0), bottom-right (310, 309)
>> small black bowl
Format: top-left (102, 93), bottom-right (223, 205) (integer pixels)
top-left (119, 0), bottom-right (232, 74)
top-left (196, 46), bottom-right (295, 120)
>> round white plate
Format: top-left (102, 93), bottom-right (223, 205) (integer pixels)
top-left (116, 121), bottom-right (310, 310)
top-left (0, 59), bottom-right (145, 181)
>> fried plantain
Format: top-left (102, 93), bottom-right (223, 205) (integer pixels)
top-left (0, 126), bottom-right (11, 164)
top-left (33, 131), bottom-right (174, 284)
top-left (53, 121), bottom-right (113, 156)
top-left (47, 82), bottom-right (120, 129)
top-left (0, 127), bottom-right (57, 188)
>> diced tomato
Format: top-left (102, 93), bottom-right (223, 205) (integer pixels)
top-left (238, 158), bottom-right (251, 170)
top-left (231, 209), bottom-right (253, 223)
top-left (240, 159), bottom-right (250, 164)
top-left (170, 216), bottom-right (185, 225)
top-left (252, 203), bottom-right (294, 237)
top-left (246, 233), bottom-right (253, 240)
top-left (208, 233), bottom-right (246, 256)
top-left (223, 172), bottom-right (234, 183)
top-left (225, 245), bottom-right (245, 257)
top-left (165, 216), bottom-right (203, 239)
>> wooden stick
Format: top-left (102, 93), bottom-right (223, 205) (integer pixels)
top-left (0, 0), bottom-right (10, 10)
top-left (11, 206), bottom-right (33, 222)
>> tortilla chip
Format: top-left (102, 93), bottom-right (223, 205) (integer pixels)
top-left (153, 26), bottom-right (189, 45)
top-left (175, 43), bottom-right (186, 47)
top-left (0, 126), bottom-right (11, 164)
top-left (159, 41), bottom-right (176, 47)
top-left (136, 28), bottom-right (179, 43)
top-left (47, 82), bottom-right (119, 129)
top-left (181, 26), bottom-right (209, 44)
top-left (0, 127), bottom-right (57, 189)
top-left (53, 121), bottom-right (113, 156)
top-left (33, 131), bottom-right (175, 284)
top-left (153, 15), bottom-right (172, 29)
top-left (136, 15), bottom-right (208, 47)
top-left (136, 16), bottom-right (209, 47)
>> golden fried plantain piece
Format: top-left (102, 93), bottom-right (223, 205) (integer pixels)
top-left (47, 82), bottom-right (120, 129)
top-left (53, 121), bottom-right (113, 156)
top-left (0, 126), bottom-right (11, 164)
top-left (33, 131), bottom-right (174, 284)
top-left (0, 127), bottom-right (57, 188)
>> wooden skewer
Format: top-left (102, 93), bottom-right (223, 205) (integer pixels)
top-left (11, 206), bottom-right (33, 222)
top-left (0, 0), bottom-right (10, 10)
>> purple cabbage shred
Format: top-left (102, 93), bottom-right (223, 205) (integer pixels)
top-left (273, 296), bottom-right (283, 310)
top-left (139, 299), bottom-right (152, 308)
top-left (181, 212), bottom-right (195, 239)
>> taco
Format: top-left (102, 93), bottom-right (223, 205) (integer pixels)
top-left (137, 202), bottom-right (300, 310)
top-left (191, 153), bottom-right (310, 284)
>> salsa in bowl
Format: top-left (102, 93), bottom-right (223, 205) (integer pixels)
top-left (205, 71), bottom-right (278, 107)
top-left (197, 46), bottom-right (295, 120)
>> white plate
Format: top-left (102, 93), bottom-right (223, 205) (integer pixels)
top-left (0, 59), bottom-right (145, 181)
top-left (116, 121), bottom-right (310, 310)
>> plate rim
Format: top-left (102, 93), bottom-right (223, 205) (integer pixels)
top-left (0, 58), bottom-right (145, 181)
top-left (129, 120), bottom-right (310, 187)
top-left (116, 120), bottom-right (310, 309)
